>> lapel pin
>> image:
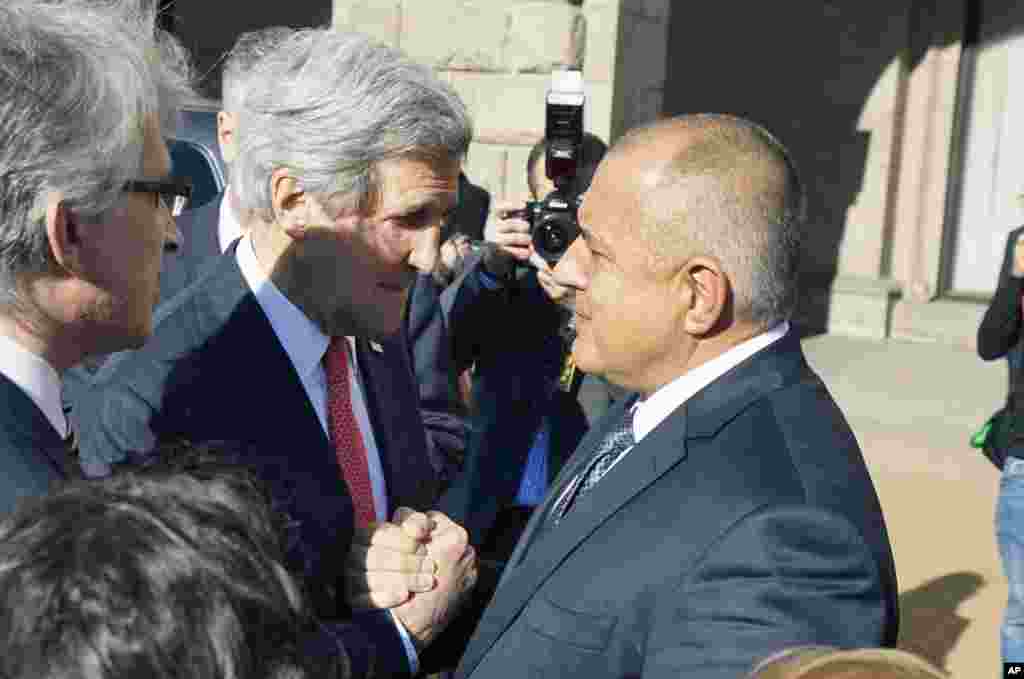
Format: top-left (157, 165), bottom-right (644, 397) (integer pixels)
top-left (369, 341), bottom-right (384, 353)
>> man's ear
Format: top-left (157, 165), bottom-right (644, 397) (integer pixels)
top-left (680, 256), bottom-right (728, 337)
top-left (270, 168), bottom-right (310, 239)
top-left (45, 195), bottom-right (83, 276)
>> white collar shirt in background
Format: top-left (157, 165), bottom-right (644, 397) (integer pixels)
top-left (0, 333), bottom-right (68, 438)
top-left (218, 190), bottom-right (243, 253)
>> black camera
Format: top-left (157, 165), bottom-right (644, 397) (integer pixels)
top-left (503, 70), bottom-right (586, 267)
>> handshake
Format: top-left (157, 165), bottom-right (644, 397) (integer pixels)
top-left (345, 508), bottom-right (479, 651)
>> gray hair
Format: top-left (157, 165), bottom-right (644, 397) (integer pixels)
top-left (0, 0), bottom-right (194, 301)
top-left (234, 29), bottom-right (473, 214)
top-left (221, 27), bottom-right (295, 116)
top-left (623, 114), bottom-right (805, 329)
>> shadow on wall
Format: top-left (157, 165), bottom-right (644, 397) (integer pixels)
top-left (662, 0), bottom-right (1024, 336)
top-left (897, 571), bottom-right (985, 671)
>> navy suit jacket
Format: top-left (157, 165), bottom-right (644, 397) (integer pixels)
top-left (0, 373), bottom-right (70, 515)
top-left (404, 273), bottom-right (469, 486)
top-left (76, 241), bottom-right (442, 679)
top-left (426, 331), bottom-right (899, 679)
top-left (437, 258), bottom-right (588, 547)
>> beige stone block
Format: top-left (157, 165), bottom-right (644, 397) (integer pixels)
top-left (619, 11), bottom-right (668, 92)
top-left (587, 80), bottom-right (615, 144)
top-left (504, 2), bottom-right (585, 73)
top-left (401, 0), bottom-right (507, 71)
top-left (506, 143), bottom-right (536, 201)
top-left (333, 0), bottom-right (402, 47)
top-left (582, 0), bottom-right (622, 84)
top-left (463, 142), bottom-right (508, 201)
top-left (448, 72), bottom-right (549, 137)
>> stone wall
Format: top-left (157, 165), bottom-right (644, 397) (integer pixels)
top-left (334, 1), bottom-right (670, 202)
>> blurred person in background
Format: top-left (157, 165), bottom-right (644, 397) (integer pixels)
top-left (978, 225), bottom-right (1024, 663)
top-left (746, 646), bottom-right (947, 679)
top-left (0, 0), bottom-right (192, 509)
top-left (159, 26), bottom-right (295, 305)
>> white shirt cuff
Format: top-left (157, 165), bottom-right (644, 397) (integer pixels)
top-left (389, 609), bottom-right (420, 675)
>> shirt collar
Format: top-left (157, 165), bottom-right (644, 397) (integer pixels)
top-left (632, 321), bottom-right (790, 443)
top-left (0, 333), bottom-right (67, 438)
top-left (236, 233), bottom-right (330, 379)
top-left (218, 190), bottom-right (244, 253)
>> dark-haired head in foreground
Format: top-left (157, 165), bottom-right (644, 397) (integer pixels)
top-left (0, 440), bottom-right (348, 679)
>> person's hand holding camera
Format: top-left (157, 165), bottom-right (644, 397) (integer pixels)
top-left (530, 251), bottom-right (571, 303)
top-left (482, 200), bottom-right (534, 279)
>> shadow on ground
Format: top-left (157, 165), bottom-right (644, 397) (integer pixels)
top-left (898, 571), bottom-right (986, 671)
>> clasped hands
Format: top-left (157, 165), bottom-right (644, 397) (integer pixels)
top-left (345, 507), bottom-right (478, 650)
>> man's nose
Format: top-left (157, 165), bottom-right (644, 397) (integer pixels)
top-left (408, 224), bottom-right (441, 275)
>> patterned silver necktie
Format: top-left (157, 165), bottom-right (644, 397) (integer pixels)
top-left (552, 406), bottom-right (636, 522)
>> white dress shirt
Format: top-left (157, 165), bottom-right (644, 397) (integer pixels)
top-left (237, 234), bottom-right (420, 671)
top-left (218, 191), bottom-right (244, 253)
top-left (612, 321), bottom-right (791, 474)
top-left (0, 333), bottom-right (68, 438)
top-left (236, 234), bottom-right (390, 519)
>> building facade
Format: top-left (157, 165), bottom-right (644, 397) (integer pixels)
top-left (167, 0), bottom-right (1013, 349)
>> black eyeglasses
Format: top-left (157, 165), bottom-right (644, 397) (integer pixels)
top-left (123, 177), bottom-right (193, 217)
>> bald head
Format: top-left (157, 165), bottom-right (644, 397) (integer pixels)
top-left (614, 114), bottom-right (804, 329)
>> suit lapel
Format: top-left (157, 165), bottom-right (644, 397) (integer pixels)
top-left (0, 374), bottom-right (68, 478)
top-left (193, 244), bottom-right (331, 457)
top-left (459, 332), bottom-right (807, 676)
top-left (354, 335), bottom-right (437, 513)
top-left (459, 392), bottom-right (689, 676)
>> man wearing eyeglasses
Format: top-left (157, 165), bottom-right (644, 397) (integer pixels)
top-left (0, 0), bottom-right (193, 513)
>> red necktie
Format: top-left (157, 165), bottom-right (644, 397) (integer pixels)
top-left (324, 337), bottom-right (377, 527)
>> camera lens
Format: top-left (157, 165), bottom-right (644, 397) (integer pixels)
top-left (532, 213), bottom-right (579, 265)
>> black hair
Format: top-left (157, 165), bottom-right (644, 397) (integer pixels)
top-left (0, 440), bottom-right (347, 679)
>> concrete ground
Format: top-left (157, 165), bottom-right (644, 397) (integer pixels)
top-left (801, 332), bottom-right (1006, 678)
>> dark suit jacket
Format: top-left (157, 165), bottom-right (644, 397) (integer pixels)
top-left (429, 331), bottom-right (899, 679)
top-left (0, 373), bottom-right (69, 515)
top-left (437, 258), bottom-right (588, 548)
top-left (404, 273), bottom-right (469, 486)
top-left (75, 242), bottom-right (442, 679)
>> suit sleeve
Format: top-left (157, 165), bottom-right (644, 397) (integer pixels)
top-left (641, 505), bottom-right (890, 679)
top-left (441, 257), bottom-right (510, 374)
top-left (979, 230), bottom-right (1024, 361)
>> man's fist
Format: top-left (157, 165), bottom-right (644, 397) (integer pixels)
top-left (392, 511), bottom-right (478, 650)
top-left (345, 507), bottom-right (438, 609)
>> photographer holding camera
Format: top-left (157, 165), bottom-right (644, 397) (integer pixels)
top-left (437, 130), bottom-right (607, 561)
